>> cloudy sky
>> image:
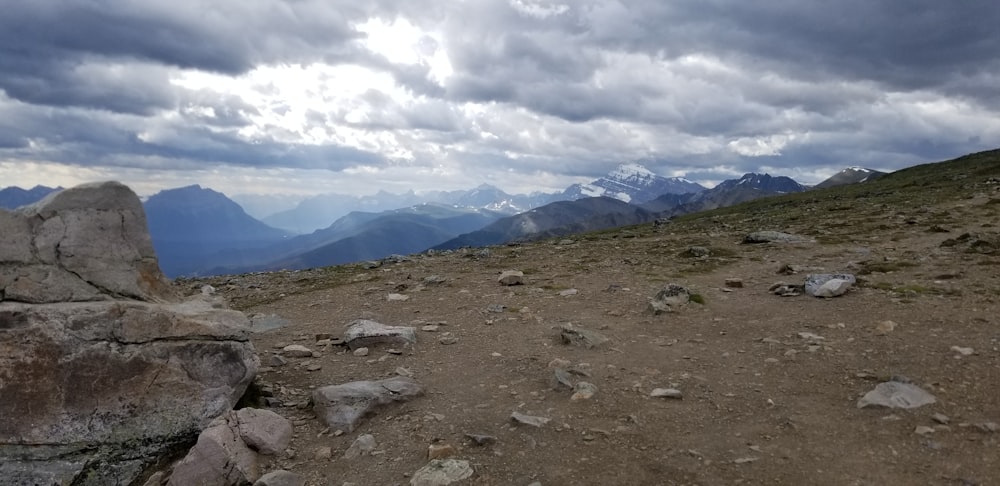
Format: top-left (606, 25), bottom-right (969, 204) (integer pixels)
top-left (1, 1), bottom-right (998, 199)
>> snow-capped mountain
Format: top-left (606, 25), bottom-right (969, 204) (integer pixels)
top-left (561, 163), bottom-right (705, 204)
top-left (814, 167), bottom-right (887, 189)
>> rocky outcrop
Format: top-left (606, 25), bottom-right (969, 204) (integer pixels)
top-left (0, 182), bottom-right (258, 485)
top-left (1, 181), bottom-right (175, 303)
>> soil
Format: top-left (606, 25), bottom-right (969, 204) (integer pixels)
top-left (186, 185), bottom-right (1000, 485)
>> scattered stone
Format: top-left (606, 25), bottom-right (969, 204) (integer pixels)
top-left (649, 284), bottom-right (691, 314)
top-left (486, 303), bottom-right (507, 313)
top-left (571, 382), bottom-right (598, 401)
top-left (306, 364), bottom-right (322, 372)
top-left (282, 344), bottom-right (314, 358)
top-left (777, 264), bottom-right (824, 275)
top-left (553, 368), bottom-right (575, 389)
top-left (312, 377), bottom-right (424, 432)
top-left (874, 320), bottom-right (897, 335)
top-left (387, 293), bottom-right (410, 302)
top-left (769, 282), bottom-right (804, 296)
top-left (421, 325), bottom-right (441, 332)
top-left (409, 459), bottom-right (474, 486)
top-left (353, 347), bottom-right (370, 357)
top-left (804, 274), bottom-right (856, 298)
top-left (423, 275), bottom-right (447, 285)
top-left (914, 426), bottom-right (936, 435)
top-left (932, 413), bottom-right (950, 425)
top-left (314, 447), bottom-right (333, 460)
top-left (975, 422), bottom-right (999, 433)
top-left (427, 444), bottom-right (457, 460)
top-left (951, 346), bottom-right (974, 356)
top-left (343, 434), bottom-right (377, 459)
top-left (510, 411), bottom-right (550, 427)
top-left (733, 457), bottom-right (760, 464)
top-left (560, 324), bottom-right (610, 349)
top-left (651, 388), bottom-right (683, 399)
top-left (548, 358), bottom-right (572, 369)
top-left (724, 278), bottom-right (743, 288)
top-left (464, 434), bottom-right (497, 446)
top-left (743, 231), bottom-right (812, 244)
top-left (343, 319), bottom-right (417, 350)
top-left (683, 246), bottom-right (711, 258)
top-left (269, 355), bottom-right (289, 367)
top-left (498, 270), bottom-right (525, 286)
top-left (254, 470), bottom-right (305, 486)
top-left (857, 381), bottom-right (936, 409)
top-left (798, 332), bottom-right (825, 341)
top-left (438, 335), bottom-right (459, 345)
top-left (559, 288), bottom-right (579, 297)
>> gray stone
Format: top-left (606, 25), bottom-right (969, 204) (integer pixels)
top-left (282, 344), bottom-right (314, 357)
top-left (167, 412), bottom-right (261, 486)
top-left (804, 274), bottom-right (856, 298)
top-left (343, 434), bottom-right (377, 459)
top-left (1, 182), bottom-right (175, 304)
top-left (464, 433), bottom-right (497, 446)
top-left (571, 382), bottom-right (598, 401)
top-left (510, 411), bottom-right (550, 427)
top-left (651, 388), bottom-right (684, 399)
top-left (343, 319), bottom-right (417, 350)
top-left (649, 284), bottom-right (691, 314)
top-left (560, 324), bottom-right (609, 349)
top-left (254, 470), bottom-right (305, 486)
top-left (498, 270), bottom-right (525, 286)
top-left (769, 282), bottom-right (804, 297)
top-left (312, 377), bottom-right (424, 432)
top-left (743, 231), bottom-right (812, 244)
top-left (857, 381), bottom-right (937, 409)
top-left (235, 408), bottom-right (293, 456)
top-left (409, 459), bottom-right (474, 486)
top-left (683, 246), bottom-right (710, 258)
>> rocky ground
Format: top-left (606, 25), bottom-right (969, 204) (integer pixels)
top-left (184, 158), bottom-right (1000, 486)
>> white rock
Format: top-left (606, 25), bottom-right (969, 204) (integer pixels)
top-left (651, 388), bottom-right (683, 399)
top-left (857, 382), bottom-right (936, 409)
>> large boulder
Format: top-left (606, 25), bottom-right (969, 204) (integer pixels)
top-left (1, 181), bottom-right (174, 304)
top-left (0, 182), bottom-right (258, 485)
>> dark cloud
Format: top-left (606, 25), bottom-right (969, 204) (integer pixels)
top-left (1, 0), bottom-right (998, 193)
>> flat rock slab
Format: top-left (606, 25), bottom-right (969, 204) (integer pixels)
top-left (510, 411), bottom-right (550, 427)
top-left (857, 381), bottom-right (937, 409)
top-left (560, 324), bottom-right (609, 349)
top-left (743, 231), bottom-right (812, 244)
top-left (344, 319), bottom-right (417, 350)
top-left (410, 459), bottom-right (474, 486)
top-left (312, 377), bottom-right (424, 432)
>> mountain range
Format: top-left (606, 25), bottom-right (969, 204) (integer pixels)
top-left (0, 185), bottom-right (62, 209)
top-left (560, 163), bottom-right (705, 203)
top-left (1, 162), bottom-right (890, 277)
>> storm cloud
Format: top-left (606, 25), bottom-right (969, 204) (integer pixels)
top-left (1, 0), bottom-right (998, 195)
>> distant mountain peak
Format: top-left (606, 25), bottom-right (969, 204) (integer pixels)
top-left (815, 167), bottom-right (887, 189)
top-left (563, 162), bottom-right (705, 204)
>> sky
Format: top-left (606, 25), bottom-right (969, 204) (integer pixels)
top-left (1, 1), bottom-right (998, 199)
